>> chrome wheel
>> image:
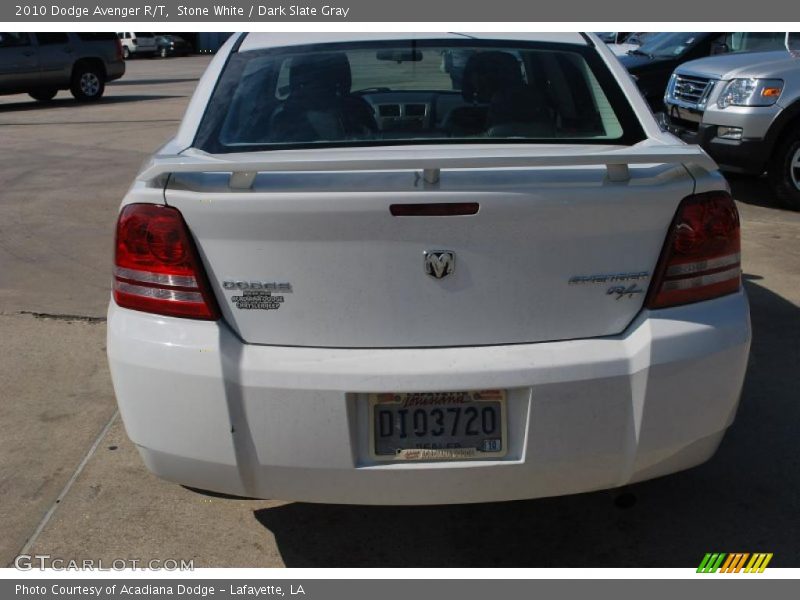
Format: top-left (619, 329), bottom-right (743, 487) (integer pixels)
top-left (791, 146), bottom-right (800, 191)
top-left (80, 72), bottom-right (101, 97)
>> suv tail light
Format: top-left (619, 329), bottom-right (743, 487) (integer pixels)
top-left (113, 204), bottom-right (220, 320)
top-left (114, 39), bottom-right (123, 61)
top-left (646, 191), bottom-right (741, 309)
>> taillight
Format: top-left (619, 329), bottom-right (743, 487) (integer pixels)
top-left (646, 191), bottom-right (741, 309)
top-left (113, 204), bottom-right (220, 320)
top-left (115, 39), bottom-right (123, 61)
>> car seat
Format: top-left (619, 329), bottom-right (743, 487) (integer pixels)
top-left (270, 52), bottom-right (377, 143)
top-left (444, 50), bottom-right (554, 138)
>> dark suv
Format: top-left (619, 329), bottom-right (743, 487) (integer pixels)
top-left (0, 32), bottom-right (125, 102)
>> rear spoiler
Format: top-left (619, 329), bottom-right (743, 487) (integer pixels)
top-left (138, 144), bottom-right (718, 189)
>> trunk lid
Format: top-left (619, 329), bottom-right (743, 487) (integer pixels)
top-left (158, 144), bottom-right (701, 348)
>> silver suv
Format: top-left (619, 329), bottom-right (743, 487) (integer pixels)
top-left (0, 32), bottom-right (125, 102)
top-left (663, 42), bottom-right (800, 209)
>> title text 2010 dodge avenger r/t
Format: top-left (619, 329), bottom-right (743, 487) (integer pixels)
top-left (107, 33), bottom-right (751, 505)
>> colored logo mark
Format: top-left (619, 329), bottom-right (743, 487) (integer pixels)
top-left (697, 553), bottom-right (773, 573)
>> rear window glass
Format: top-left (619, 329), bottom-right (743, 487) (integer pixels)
top-left (637, 32), bottom-right (703, 58)
top-left (725, 32), bottom-right (790, 53)
top-left (195, 40), bottom-right (645, 152)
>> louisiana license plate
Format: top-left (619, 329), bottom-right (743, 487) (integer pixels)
top-left (369, 390), bottom-right (507, 461)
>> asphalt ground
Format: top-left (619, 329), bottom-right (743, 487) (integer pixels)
top-left (0, 55), bottom-right (798, 568)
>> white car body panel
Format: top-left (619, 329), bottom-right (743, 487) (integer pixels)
top-left (238, 32), bottom-right (589, 53)
top-left (108, 32), bottom-right (751, 504)
top-left (108, 291), bottom-right (750, 504)
top-left (164, 158), bottom-right (692, 347)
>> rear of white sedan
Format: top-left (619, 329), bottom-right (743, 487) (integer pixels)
top-left (107, 33), bottom-right (751, 504)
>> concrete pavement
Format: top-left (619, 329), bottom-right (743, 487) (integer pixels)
top-left (0, 56), bottom-right (209, 568)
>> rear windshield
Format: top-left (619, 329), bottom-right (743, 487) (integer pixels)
top-left (637, 32), bottom-right (704, 58)
top-left (195, 40), bottom-right (645, 152)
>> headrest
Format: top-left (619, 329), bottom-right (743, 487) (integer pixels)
top-left (289, 52), bottom-right (352, 96)
top-left (461, 51), bottom-right (524, 103)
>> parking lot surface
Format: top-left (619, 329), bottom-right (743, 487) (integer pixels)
top-left (1, 56), bottom-right (798, 568)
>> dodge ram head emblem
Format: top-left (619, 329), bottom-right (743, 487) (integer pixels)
top-left (424, 250), bottom-right (456, 279)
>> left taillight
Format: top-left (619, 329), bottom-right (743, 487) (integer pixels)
top-left (113, 203), bottom-right (220, 320)
top-left (115, 38), bottom-right (123, 61)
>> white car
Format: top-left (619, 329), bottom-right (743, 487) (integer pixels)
top-left (107, 33), bottom-right (751, 505)
top-left (117, 32), bottom-right (157, 59)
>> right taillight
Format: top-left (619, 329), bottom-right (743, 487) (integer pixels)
top-left (113, 203), bottom-right (220, 320)
top-left (646, 191), bottom-right (741, 309)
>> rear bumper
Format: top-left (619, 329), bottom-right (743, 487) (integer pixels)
top-left (107, 291), bottom-right (751, 505)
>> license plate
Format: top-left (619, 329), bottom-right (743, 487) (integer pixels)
top-left (369, 390), bottom-right (507, 461)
